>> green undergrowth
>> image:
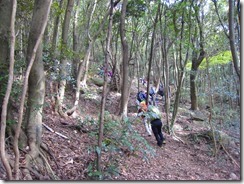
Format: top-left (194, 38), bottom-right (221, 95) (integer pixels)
top-left (86, 111), bottom-right (156, 180)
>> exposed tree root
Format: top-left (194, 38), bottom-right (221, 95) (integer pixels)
top-left (20, 145), bottom-right (59, 180)
top-left (40, 143), bottom-right (59, 170)
top-left (39, 149), bottom-right (59, 180)
top-left (171, 131), bottom-right (185, 144)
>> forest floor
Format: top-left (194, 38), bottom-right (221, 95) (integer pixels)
top-left (0, 79), bottom-right (241, 181)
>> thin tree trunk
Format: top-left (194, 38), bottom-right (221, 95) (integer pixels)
top-left (170, 0), bottom-right (193, 133)
top-left (119, 0), bottom-right (130, 117)
top-left (51, 0), bottom-right (63, 56)
top-left (57, 0), bottom-right (74, 117)
top-left (72, 0), bottom-right (81, 78)
top-left (0, 0), bottom-right (17, 180)
top-left (146, 2), bottom-right (160, 107)
top-left (66, 4), bottom-right (114, 116)
top-left (96, 0), bottom-right (114, 176)
top-left (206, 56), bottom-right (218, 156)
top-left (228, 0), bottom-right (240, 80)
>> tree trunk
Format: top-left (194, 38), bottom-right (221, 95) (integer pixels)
top-left (190, 3), bottom-right (205, 110)
top-left (72, 0), bottom-right (81, 79)
top-left (17, 0), bottom-right (52, 179)
top-left (96, 0), bottom-right (114, 176)
top-left (119, 0), bottom-right (130, 117)
top-left (190, 66), bottom-right (198, 110)
top-left (0, 0), bottom-right (12, 119)
top-left (170, 0), bottom-right (193, 133)
top-left (66, 2), bottom-right (111, 116)
top-left (57, 0), bottom-right (74, 117)
top-left (146, 2), bottom-right (160, 107)
top-left (0, 0), bottom-right (16, 179)
top-left (51, 0), bottom-right (63, 56)
top-left (228, 0), bottom-right (240, 80)
top-left (80, 0), bottom-right (98, 85)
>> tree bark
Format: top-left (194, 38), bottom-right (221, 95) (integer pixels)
top-left (228, 0), bottom-right (240, 80)
top-left (146, 2), bottom-right (160, 107)
top-left (96, 0), bottom-right (114, 176)
top-left (0, 0), bottom-right (12, 120)
top-left (190, 2), bottom-right (205, 110)
top-left (0, 0), bottom-right (16, 180)
top-left (57, 0), bottom-right (74, 117)
top-left (51, 0), bottom-right (63, 56)
top-left (66, 2), bottom-right (112, 116)
top-left (15, 0), bottom-right (52, 179)
top-left (72, 0), bottom-right (81, 79)
top-left (119, 0), bottom-right (130, 117)
top-left (170, 0), bottom-right (193, 133)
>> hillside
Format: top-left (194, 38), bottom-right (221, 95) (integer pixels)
top-left (0, 79), bottom-right (240, 180)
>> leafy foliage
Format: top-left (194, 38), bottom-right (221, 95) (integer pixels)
top-left (86, 111), bottom-right (155, 180)
top-left (186, 51), bottom-right (232, 70)
top-left (200, 51), bottom-right (232, 69)
top-left (127, 0), bottom-right (147, 18)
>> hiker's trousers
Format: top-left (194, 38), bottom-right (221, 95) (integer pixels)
top-left (151, 119), bottom-right (164, 146)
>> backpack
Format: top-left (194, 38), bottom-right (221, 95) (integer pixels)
top-left (147, 105), bottom-right (162, 120)
top-left (137, 91), bottom-right (146, 102)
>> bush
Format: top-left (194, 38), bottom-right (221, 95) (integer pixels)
top-left (86, 111), bottom-right (156, 180)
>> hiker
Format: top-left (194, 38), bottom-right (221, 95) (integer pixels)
top-left (137, 101), bottom-right (152, 136)
top-left (157, 84), bottom-right (164, 98)
top-left (149, 85), bottom-right (157, 106)
top-left (136, 90), bottom-right (147, 106)
top-left (142, 78), bottom-right (147, 86)
top-left (137, 90), bottom-right (153, 106)
top-left (138, 102), bottom-right (166, 147)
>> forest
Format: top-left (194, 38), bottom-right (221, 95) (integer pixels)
top-left (0, 0), bottom-right (241, 181)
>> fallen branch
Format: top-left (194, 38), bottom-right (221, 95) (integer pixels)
top-left (42, 123), bottom-right (68, 139)
top-left (221, 143), bottom-right (240, 169)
